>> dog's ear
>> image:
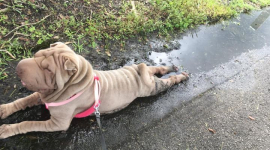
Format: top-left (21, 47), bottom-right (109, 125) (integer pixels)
top-left (50, 43), bottom-right (57, 47)
top-left (64, 58), bottom-right (77, 75)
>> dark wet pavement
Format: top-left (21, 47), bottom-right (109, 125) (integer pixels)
top-left (1, 8), bottom-right (270, 150)
top-left (114, 45), bottom-right (270, 149)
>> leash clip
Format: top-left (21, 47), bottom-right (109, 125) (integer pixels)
top-left (94, 105), bottom-right (100, 116)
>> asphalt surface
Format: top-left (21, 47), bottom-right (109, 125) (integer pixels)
top-left (1, 47), bottom-right (270, 150)
top-left (1, 37), bottom-right (270, 150)
top-left (110, 46), bottom-right (270, 150)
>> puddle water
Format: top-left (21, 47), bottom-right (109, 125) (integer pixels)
top-left (148, 8), bottom-right (270, 73)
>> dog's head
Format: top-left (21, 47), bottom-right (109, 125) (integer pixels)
top-left (16, 42), bottom-right (80, 95)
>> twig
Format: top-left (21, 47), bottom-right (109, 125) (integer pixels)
top-left (0, 50), bottom-right (16, 59)
top-left (9, 89), bottom-right (16, 97)
top-left (22, 2), bottom-right (45, 10)
top-left (4, 14), bottom-right (51, 37)
top-left (8, 32), bottom-right (17, 42)
top-left (7, 31), bottom-right (30, 42)
top-left (14, 32), bottom-right (30, 37)
top-left (2, 3), bottom-right (22, 13)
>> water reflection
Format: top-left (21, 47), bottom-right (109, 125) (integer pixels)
top-left (251, 8), bottom-right (270, 29)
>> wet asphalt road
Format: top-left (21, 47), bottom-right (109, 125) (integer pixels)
top-left (1, 46), bottom-right (270, 150)
top-left (111, 46), bottom-right (270, 150)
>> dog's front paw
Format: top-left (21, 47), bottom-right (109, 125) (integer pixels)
top-left (0, 124), bottom-right (14, 139)
top-left (0, 104), bottom-right (10, 119)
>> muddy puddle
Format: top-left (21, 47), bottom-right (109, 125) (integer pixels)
top-left (1, 8), bottom-right (270, 150)
top-left (145, 8), bottom-right (270, 73)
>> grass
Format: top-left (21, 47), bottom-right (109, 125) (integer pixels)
top-left (0, 0), bottom-right (270, 80)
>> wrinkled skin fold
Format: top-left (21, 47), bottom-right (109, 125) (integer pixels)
top-left (0, 42), bottom-right (188, 138)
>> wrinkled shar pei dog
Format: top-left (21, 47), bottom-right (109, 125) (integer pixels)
top-left (0, 42), bottom-right (188, 138)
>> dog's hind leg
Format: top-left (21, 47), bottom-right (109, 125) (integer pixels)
top-left (148, 65), bottom-right (179, 76)
top-left (137, 63), bottom-right (183, 88)
top-left (150, 72), bottom-right (188, 96)
top-left (0, 92), bottom-right (41, 119)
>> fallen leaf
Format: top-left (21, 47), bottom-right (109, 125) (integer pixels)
top-left (27, 9), bottom-right (31, 15)
top-left (53, 36), bottom-right (59, 39)
top-left (18, 37), bottom-right (29, 42)
top-left (59, 14), bottom-right (65, 19)
top-left (105, 51), bottom-right (111, 57)
top-left (248, 116), bottom-right (255, 120)
top-left (208, 128), bottom-right (215, 134)
top-left (64, 42), bottom-right (73, 45)
top-left (96, 49), bottom-right (101, 53)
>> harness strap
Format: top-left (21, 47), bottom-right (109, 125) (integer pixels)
top-left (45, 74), bottom-right (101, 118)
top-left (75, 75), bottom-right (101, 118)
top-left (74, 103), bottom-right (95, 118)
top-left (45, 91), bottom-right (84, 109)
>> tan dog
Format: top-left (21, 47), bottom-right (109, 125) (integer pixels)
top-left (0, 42), bottom-right (188, 138)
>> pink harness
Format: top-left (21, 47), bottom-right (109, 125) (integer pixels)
top-left (45, 75), bottom-right (101, 118)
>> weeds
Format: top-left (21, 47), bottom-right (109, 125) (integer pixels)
top-left (0, 69), bottom-right (8, 80)
top-left (0, 0), bottom-right (270, 80)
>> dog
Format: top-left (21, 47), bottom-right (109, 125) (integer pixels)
top-left (0, 42), bottom-right (188, 138)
